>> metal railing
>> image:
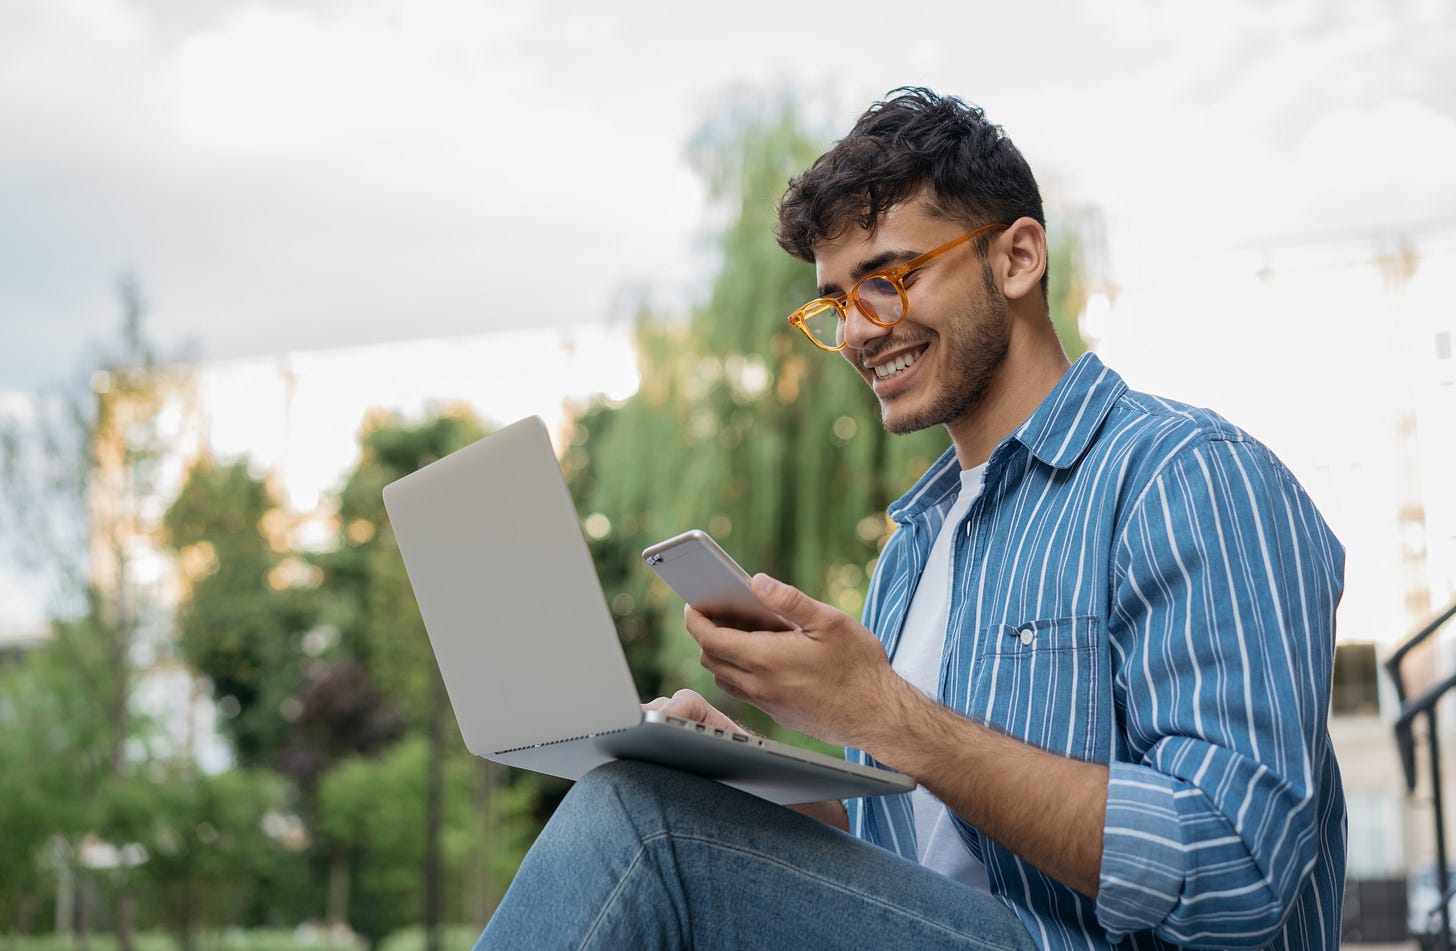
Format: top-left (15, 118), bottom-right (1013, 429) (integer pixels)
top-left (1385, 598), bottom-right (1456, 951)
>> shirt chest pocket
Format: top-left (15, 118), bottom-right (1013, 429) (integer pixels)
top-left (955, 616), bottom-right (1103, 763)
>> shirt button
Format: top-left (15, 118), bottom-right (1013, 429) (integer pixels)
top-left (1018, 627), bottom-right (1034, 646)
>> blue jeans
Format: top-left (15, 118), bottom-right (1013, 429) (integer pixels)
top-left (475, 760), bottom-right (1036, 950)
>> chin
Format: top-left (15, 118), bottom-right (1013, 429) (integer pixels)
top-left (879, 382), bottom-right (988, 436)
top-left (879, 405), bottom-right (939, 436)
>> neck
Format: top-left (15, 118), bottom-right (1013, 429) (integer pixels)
top-left (945, 319), bottom-right (1070, 469)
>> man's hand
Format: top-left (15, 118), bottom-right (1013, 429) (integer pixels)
top-left (641, 688), bottom-right (743, 734)
top-left (642, 686), bottom-right (849, 830)
top-left (683, 573), bottom-right (919, 751)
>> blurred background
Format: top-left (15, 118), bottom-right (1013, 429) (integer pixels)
top-left (1, 0), bottom-right (1453, 948)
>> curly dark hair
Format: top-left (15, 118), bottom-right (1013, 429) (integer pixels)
top-left (776, 88), bottom-right (1045, 273)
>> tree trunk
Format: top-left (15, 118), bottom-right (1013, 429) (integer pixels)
top-left (75, 871), bottom-right (90, 951)
top-left (327, 845), bottom-right (351, 928)
top-left (424, 668), bottom-right (446, 951)
top-left (115, 893), bottom-right (136, 951)
top-left (53, 842), bottom-right (74, 938)
top-left (466, 758), bottom-right (499, 925)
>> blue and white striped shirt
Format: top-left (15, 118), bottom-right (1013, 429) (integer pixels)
top-left (846, 353), bottom-right (1346, 950)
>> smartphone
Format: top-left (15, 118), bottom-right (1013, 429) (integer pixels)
top-left (642, 530), bottom-right (792, 631)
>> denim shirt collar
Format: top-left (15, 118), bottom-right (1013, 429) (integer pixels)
top-left (887, 352), bottom-right (1124, 525)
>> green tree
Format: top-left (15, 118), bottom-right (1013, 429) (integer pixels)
top-left (0, 279), bottom-right (185, 947)
top-left (99, 766), bottom-right (286, 950)
top-left (316, 737), bottom-right (536, 946)
top-left (0, 644), bottom-right (109, 932)
top-left (162, 457), bottom-right (317, 768)
top-left (162, 453), bottom-right (403, 929)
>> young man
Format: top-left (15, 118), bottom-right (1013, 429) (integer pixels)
top-left (476, 88), bottom-right (1345, 950)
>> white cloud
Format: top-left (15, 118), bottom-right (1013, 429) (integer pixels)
top-left (1, 0), bottom-right (1454, 390)
top-left (172, 3), bottom-right (532, 156)
top-left (1293, 98), bottom-right (1456, 222)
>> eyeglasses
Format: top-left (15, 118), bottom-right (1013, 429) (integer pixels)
top-left (786, 223), bottom-right (1009, 352)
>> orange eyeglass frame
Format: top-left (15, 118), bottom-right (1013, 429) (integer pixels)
top-left (786, 222), bottom-right (1009, 352)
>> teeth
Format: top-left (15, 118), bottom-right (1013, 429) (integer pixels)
top-left (874, 350), bottom-right (918, 379)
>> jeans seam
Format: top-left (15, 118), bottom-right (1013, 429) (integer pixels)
top-left (578, 840), bottom-right (652, 950)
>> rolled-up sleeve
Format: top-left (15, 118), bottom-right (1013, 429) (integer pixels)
top-left (1095, 436), bottom-right (1343, 948)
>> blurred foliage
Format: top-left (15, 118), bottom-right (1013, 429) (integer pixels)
top-left (316, 738), bottom-right (535, 943)
top-left (1048, 219), bottom-right (1090, 362)
top-left (272, 658), bottom-right (407, 802)
top-left (98, 767), bottom-right (285, 951)
top-left (163, 458), bottom-right (318, 769)
top-left (0, 280), bottom-right (201, 946)
top-left (0, 644), bottom-right (102, 928)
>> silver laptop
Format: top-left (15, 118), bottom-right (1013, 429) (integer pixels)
top-left (382, 415), bottom-right (914, 805)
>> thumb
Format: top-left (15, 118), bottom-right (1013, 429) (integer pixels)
top-left (750, 573), bottom-right (822, 629)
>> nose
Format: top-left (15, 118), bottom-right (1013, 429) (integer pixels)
top-left (839, 300), bottom-right (890, 353)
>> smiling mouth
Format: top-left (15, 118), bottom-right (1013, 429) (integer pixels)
top-left (872, 348), bottom-right (922, 380)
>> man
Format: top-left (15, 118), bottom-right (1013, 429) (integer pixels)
top-left (477, 87), bottom-right (1345, 950)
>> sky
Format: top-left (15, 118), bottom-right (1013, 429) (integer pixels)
top-left (3, 0), bottom-right (1455, 394)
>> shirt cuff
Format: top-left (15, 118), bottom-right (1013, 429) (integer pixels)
top-left (1096, 761), bottom-right (1186, 936)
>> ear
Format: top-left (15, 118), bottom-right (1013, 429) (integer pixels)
top-left (998, 217), bottom-right (1047, 303)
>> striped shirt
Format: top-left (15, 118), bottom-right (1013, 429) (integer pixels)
top-left (846, 353), bottom-right (1346, 950)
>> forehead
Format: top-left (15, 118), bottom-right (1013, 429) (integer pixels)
top-left (811, 197), bottom-right (952, 287)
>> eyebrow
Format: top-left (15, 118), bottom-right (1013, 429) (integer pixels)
top-left (817, 248), bottom-right (919, 297)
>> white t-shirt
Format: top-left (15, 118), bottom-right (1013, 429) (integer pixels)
top-left (889, 462), bottom-right (990, 892)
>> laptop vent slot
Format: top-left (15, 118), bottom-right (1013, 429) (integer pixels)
top-left (497, 727), bottom-right (630, 755)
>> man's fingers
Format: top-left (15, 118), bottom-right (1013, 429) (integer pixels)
top-left (713, 672), bottom-right (749, 702)
top-left (685, 605), bottom-right (766, 669)
top-left (750, 573), bottom-right (823, 630)
top-left (643, 687), bottom-right (745, 733)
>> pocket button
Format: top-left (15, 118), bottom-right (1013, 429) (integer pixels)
top-left (1018, 627), bottom-right (1034, 646)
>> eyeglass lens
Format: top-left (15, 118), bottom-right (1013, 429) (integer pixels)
top-left (802, 276), bottom-right (905, 348)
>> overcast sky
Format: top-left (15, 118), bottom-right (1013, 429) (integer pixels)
top-left (3, 0), bottom-right (1454, 393)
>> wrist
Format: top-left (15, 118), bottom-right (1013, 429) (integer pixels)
top-left (853, 674), bottom-right (939, 765)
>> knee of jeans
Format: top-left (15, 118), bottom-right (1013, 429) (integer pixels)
top-left (575, 759), bottom-right (685, 806)
top-left (575, 760), bottom-right (719, 818)
top-left (556, 760), bottom-right (687, 839)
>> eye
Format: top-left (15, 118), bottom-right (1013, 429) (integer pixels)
top-left (858, 276), bottom-right (899, 299)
